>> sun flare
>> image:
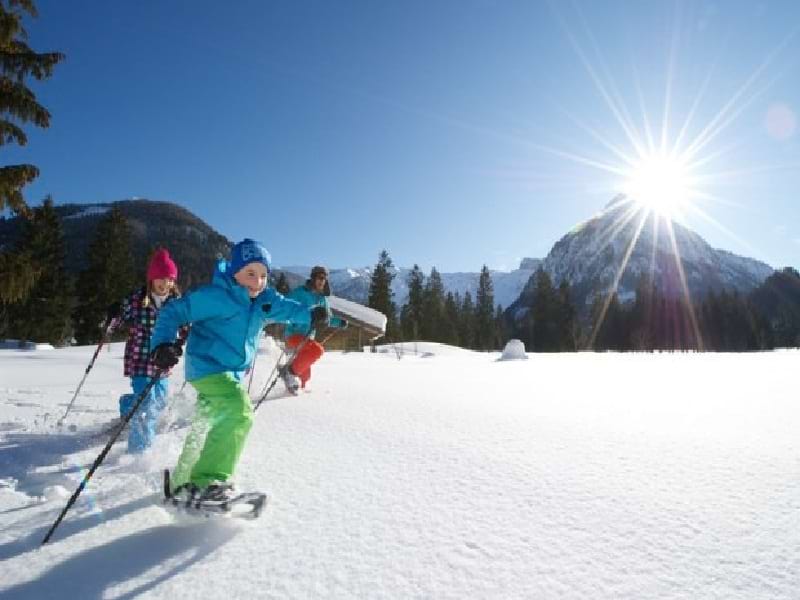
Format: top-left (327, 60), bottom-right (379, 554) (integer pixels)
top-left (621, 154), bottom-right (694, 217)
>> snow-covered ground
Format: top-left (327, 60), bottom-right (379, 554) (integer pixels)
top-left (1, 342), bottom-right (798, 599)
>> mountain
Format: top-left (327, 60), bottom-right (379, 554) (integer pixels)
top-left (0, 199), bottom-right (234, 288)
top-left (507, 195), bottom-right (774, 319)
top-left (2, 196), bottom-right (773, 319)
top-left (281, 261), bottom-right (542, 310)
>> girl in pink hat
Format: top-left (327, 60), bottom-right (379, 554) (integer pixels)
top-left (107, 248), bottom-right (183, 453)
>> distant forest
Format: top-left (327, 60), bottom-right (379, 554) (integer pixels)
top-left (363, 250), bottom-right (800, 353)
top-left (2, 202), bottom-right (799, 351)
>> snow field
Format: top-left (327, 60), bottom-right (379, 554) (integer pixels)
top-left (0, 343), bottom-right (798, 598)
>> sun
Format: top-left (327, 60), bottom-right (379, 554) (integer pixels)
top-left (621, 154), bottom-right (694, 217)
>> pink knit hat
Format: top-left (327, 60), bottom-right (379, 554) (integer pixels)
top-left (147, 248), bottom-right (178, 281)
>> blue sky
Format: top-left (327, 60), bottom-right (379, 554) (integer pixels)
top-left (7, 0), bottom-right (800, 272)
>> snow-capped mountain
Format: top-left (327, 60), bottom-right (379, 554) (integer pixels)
top-left (280, 261), bottom-right (542, 310)
top-left (515, 195), bottom-right (773, 314)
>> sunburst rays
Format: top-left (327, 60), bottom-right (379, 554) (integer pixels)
top-left (540, 2), bottom-right (798, 349)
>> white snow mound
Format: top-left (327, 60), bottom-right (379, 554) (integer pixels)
top-left (500, 338), bottom-right (528, 360)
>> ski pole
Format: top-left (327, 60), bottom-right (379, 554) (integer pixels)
top-left (254, 330), bottom-right (315, 411)
top-left (254, 344), bottom-right (285, 401)
top-left (42, 371), bottom-right (162, 545)
top-left (246, 356), bottom-right (257, 395)
top-left (318, 329), bottom-right (339, 346)
top-left (42, 339), bottom-right (185, 546)
top-left (58, 318), bottom-right (119, 425)
top-left (252, 325), bottom-right (340, 409)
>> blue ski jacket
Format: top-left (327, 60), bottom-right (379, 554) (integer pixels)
top-left (151, 262), bottom-right (312, 382)
top-left (284, 283), bottom-right (347, 339)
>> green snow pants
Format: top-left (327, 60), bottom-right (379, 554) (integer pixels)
top-left (171, 371), bottom-right (254, 490)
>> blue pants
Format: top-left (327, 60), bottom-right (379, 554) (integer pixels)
top-left (119, 376), bottom-right (169, 453)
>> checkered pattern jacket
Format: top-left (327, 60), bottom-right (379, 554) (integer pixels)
top-left (120, 286), bottom-right (182, 377)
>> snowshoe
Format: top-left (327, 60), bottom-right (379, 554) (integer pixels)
top-left (163, 469), bottom-right (267, 519)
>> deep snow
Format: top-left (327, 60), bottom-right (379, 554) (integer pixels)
top-left (1, 342), bottom-right (798, 599)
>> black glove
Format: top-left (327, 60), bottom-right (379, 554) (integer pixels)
top-left (310, 306), bottom-right (329, 329)
top-left (151, 342), bottom-right (183, 369)
top-left (107, 302), bottom-right (122, 321)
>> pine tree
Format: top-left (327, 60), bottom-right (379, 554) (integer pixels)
top-left (443, 291), bottom-right (461, 346)
top-left (274, 271), bottom-right (290, 295)
top-left (749, 267), bottom-right (800, 348)
top-left (459, 291), bottom-right (476, 349)
top-left (400, 264), bottom-right (424, 341)
top-left (0, 1), bottom-right (64, 302)
top-left (474, 265), bottom-right (496, 350)
top-left (556, 280), bottom-right (577, 351)
top-left (367, 249), bottom-right (398, 339)
top-left (421, 267), bottom-right (445, 341)
top-left (531, 268), bottom-right (560, 351)
top-left (590, 292), bottom-right (626, 351)
top-left (4, 197), bottom-right (73, 344)
top-left (494, 304), bottom-right (508, 349)
top-left (73, 207), bottom-right (136, 344)
top-left (628, 275), bottom-right (655, 351)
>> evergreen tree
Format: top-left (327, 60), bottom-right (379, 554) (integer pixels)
top-left (705, 290), bottom-right (760, 351)
top-left (474, 265), bottom-right (496, 350)
top-left (400, 264), bottom-right (424, 341)
top-left (628, 276), bottom-right (655, 351)
top-left (421, 267), bottom-right (445, 341)
top-left (73, 207), bottom-right (136, 344)
top-left (459, 291), bottom-right (476, 349)
top-left (531, 268), bottom-right (560, 351)
top-left (494, 304), bottom-right (508, 349)
top-left (274, 271), bottom-right (290, 295)
top-left (749, 267), bottom-right (800, 348)
top-left (0, 1), bottom-right (64, 302)
top-left (367, 249), bottom-right (398, 339)
top-left (4, 197), bottom-right (72, 344)
top-left (589, 292), bottom-right (626, 350)
top-left (556, 280), bottom-right (578, 351)
top-left (443, 291), bottom-right (461, 346)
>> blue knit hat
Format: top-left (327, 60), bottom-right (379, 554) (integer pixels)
top-left (230, 238), bottom-right (272, 274)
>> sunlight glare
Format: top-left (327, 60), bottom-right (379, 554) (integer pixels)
top-left (622, 154), bottom-right (693, 217)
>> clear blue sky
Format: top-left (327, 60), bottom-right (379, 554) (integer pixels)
top-left (7, 0), bottom-right (800, 272)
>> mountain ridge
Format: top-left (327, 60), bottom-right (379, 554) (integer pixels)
top-left (1, 197), bottom-right (775, 313)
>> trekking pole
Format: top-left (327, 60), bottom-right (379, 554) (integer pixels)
top-left (253, 326), bottom-right (341, 410)
top-left (254, 330), bottom-right (315, 411)
top-left (254, 344), bottom-right (285, 400)
top-left (318, 329), bottom-right (339, 346)
top-left (246, 356), bottom-right (257, 395)
top-left (58, 318), bottom-right (119, 425)
top-left (43, 372), bottom-right (161, 544)
top-left (41, 339), bottom-right (185, 546)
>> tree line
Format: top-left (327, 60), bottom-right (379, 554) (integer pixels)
top-left (365, 250), bottom-right (800, 352)
top-left (365, 250), bottom-right (506, 351)
top-left (1, 201), bottom-right (135, 345)
top-left (3, 212), bottom-right (799, 351)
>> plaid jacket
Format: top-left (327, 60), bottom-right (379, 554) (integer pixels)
top-left (120, 286), bottom-right (183, 378)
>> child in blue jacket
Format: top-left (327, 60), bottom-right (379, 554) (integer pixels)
top-left (149, 239), bottom-right (327, 501)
